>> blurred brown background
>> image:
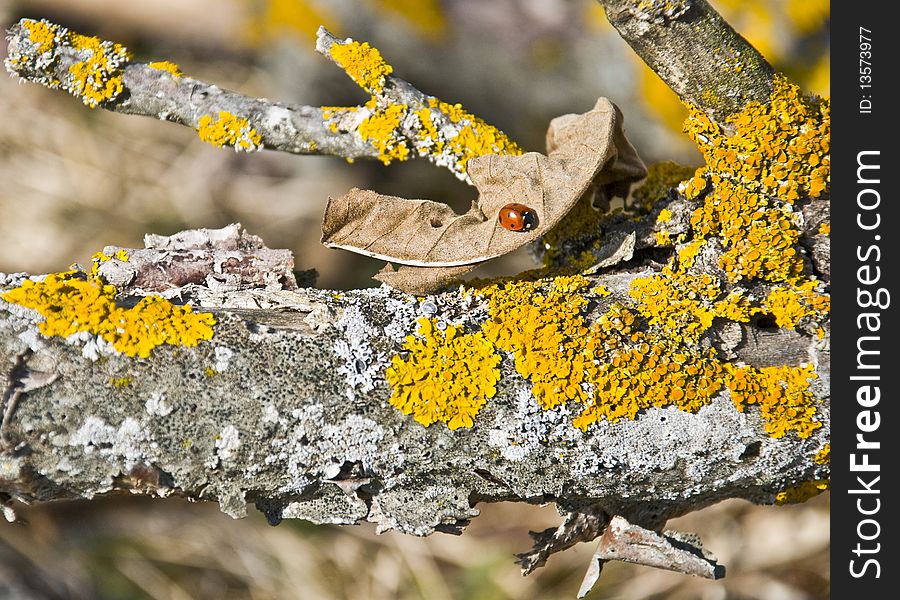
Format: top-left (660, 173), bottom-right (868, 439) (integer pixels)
top-left (0, 0), bottom-right (829, 598)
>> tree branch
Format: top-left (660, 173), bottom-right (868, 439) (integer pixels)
top-left (5, 20), bottom-right (521, 182)
top-left (596, 0), bottom-right (776, 124)
top-left (0, 215), bottom-right (830, 575)
top-left (2, 8), bottom-right (829, 589)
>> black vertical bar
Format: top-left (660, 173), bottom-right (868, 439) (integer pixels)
top-left (831, 2), bottom-right (898, 596)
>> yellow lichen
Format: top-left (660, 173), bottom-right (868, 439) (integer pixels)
top-left (814, 443), bottom-right (830, 465)
top-left (675, 239), bottom-right (704, 269)
top-left (762, 282), bottom-right (830, 329)
top-left (197, 111), bottom-right (263, 152)
top-left (148, 61), bottom-right (183, 77)
top-left (427, 97), bottom-right (524, 173)
top-left (329, 39), bottom-right (393, 94)
top-left (725, 363), bottom-right (820, 438)
top-left (17, 20), bottom-right (131, 107)
top-left (629, 268), bottom-right (720, 345)
top-left (357, 100), bottom-right (410, 164)
top-left (478, 275), bottom-right (596, 410)
top-left (683, 76), bottom-right (829, 284)
top-left (67, 32), bottom-right (131, 107)
top-left (774, 479), bottom-right (829, 505)
top-left (22, 18), bottom-right (59, 54)
top-left (385, 318), bottom-right (500, 429)
top-left (111, 376), bottom-right (133, 388)
top-left (2, 260), bottom-right (215, 359)
top-left (714, 291), bottom-right (756, 322)
top-left (656, 208), bottom-right (673, 223)
top-left (817, 222), bottom-right (830, 235)
top-left (323, 35), bottom-right (521, 180)
top-left (473, 275), bottom-right (728, 430)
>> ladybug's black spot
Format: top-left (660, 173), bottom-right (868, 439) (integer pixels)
top-left (521, 211), bottom-right (538, 230)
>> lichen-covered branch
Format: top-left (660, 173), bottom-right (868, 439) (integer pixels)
top-left (0, 194), bottom-right (829, 575)
top-left (4, 19), bottom-right (521, 180)
top-left (2, 10), bottom-right (830, 587)
top-left (314, 28), bottom-right (522, 181)
top-left (596, 0), bottom-right (776, 124)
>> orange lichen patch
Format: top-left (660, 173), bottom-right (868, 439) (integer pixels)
top-left (21, 18), bottom-right (59, 54)
top-left (197, 111), bottom-right (263, 152)
top-left (629, 268), bottom-right (720, 345)
top-left (427, 97), bottom-right (524, 173)
top-left (774, 479), bottom-right (829, 505)
top-left (329, 39), bottom-right (393, 94)
top-left (2, 263), bottom-right (215, 359)
top-left (655, 231), bottom-right (673, 246)
top-left (357, 99), bottom-right (410, 164)
top-left (656, 208), bottom-right (673, 223)
top-left (814, 443), bottom-right (830, 465)
top-left (462, 265), bottom-right (824, 437)
top-left (412, 106), bottom-right (443, 153)
top-left (473, 274), bottom-right (730, 430)
top-left (683, 76), bottom-right (829, 284)
top-left (385, 318), bottom-right (500, 429)
top-left (675, 239), bottom-right (704, 269)
top-left (714, 290), bottom-right (756, 322)
top-left (10, 20), bottom-right (131, 107)
top-left (573, 338), bottom-right (725, 429)
top-left (817, 222), bottom-right (830, 235)
top-left (725, 363), bottom-right (820, 438)
top-left (148, 61), bottom-right (183, 77)
top-left (762, 282), bottom-right (830, 329)
top-left (66, 32), bottom-right (131, 107)
top-left (477, 275), bottom-right (596, 410)
top-left (322, 34), bottom-right (521, 180)
top-left (691, 180), bottom-right (804, 283)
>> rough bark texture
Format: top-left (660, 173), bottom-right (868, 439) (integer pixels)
top-left (1, 200), bottom-right (830, 536)
top-left (2, 7), bottom-right (828, 588)
top-left (597, 0), bottom-right (776, 124)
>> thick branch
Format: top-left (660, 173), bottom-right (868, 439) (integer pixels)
top-left (5, 20), bottom-right (520, 182)
top-left (0, 218), bottom-right (829, 569)
top-left (597, 0), bottom-right (775, 124)
top-left (4, 21), bottom-right (377, 159)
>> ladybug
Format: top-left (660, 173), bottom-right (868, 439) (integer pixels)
top-left (498, 203), bottom-right (538, 232)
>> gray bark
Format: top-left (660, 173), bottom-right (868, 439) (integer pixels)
top-left (1, 192), bottom-right (830, 573)
top-left (596, 0), bottom-right (776, 124)
top-left (1, 7), bottom-right (828, 585)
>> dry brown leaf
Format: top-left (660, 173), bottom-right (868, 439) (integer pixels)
top-left (321, 98), bottom-right (646, 291)
top-left (373, 263), bottom-right (478, 295)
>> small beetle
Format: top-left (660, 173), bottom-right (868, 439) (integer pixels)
top-left (498, 203), bottom-right (538, 232)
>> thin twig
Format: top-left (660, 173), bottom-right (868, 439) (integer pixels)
top-left (0, 350), bottom-right (30, 450)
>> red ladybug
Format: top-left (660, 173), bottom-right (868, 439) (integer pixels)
top-left (498, 203), bottom-right (538, 232)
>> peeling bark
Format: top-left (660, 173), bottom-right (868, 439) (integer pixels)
top-left (1, 5), bottom-right (828, 587)
top-left (0, 215), bottom-right (830, 576)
